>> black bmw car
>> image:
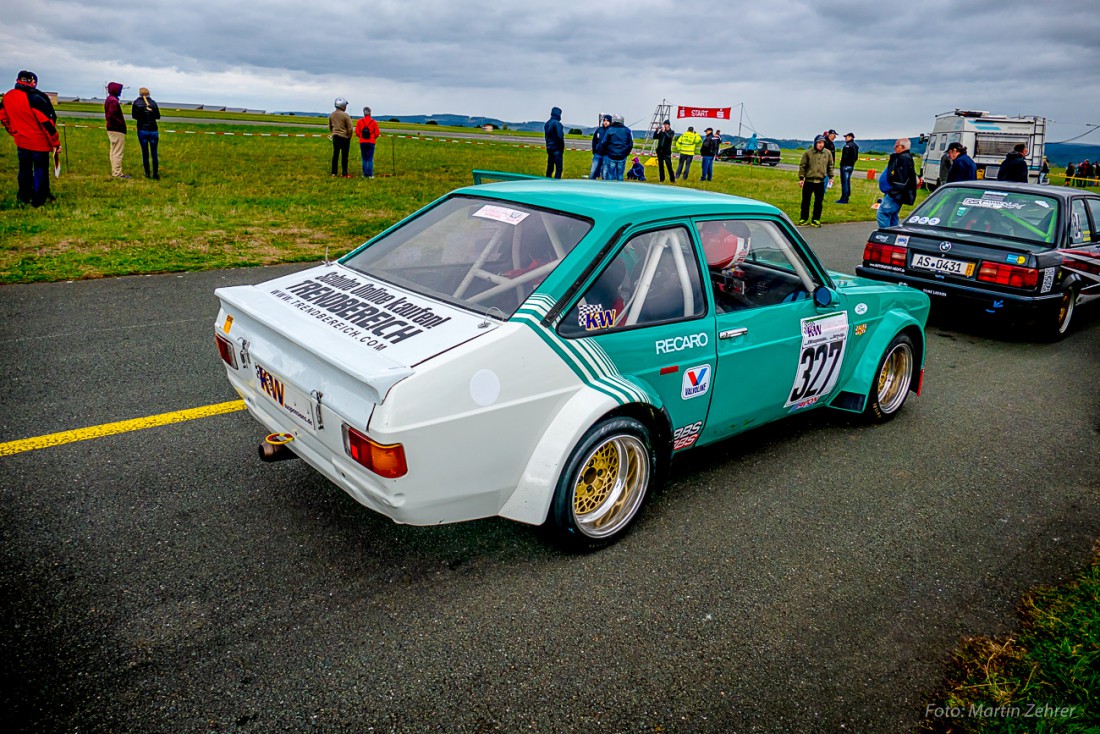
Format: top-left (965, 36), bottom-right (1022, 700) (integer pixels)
top-left (716, 141), bottom-right (781, 166)
top-left (857, 181), bottom-right (1100, 340)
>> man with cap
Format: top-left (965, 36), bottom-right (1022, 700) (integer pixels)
top-left (653, 119), bottom-right (676, 183)
top-left (590, 115), bottom-right (611, 179)
top-left (835, 132), bottom-right (859, 204)
top-left (699, 127), bottom-right (720, 182)
top-left (329, 98), bottom-right (354, 177)
top-left (1, 70), bottom-right (60, 205)
top-left (544, 106), bottom-right (564, 179)
top-left (945, 142), bottom-right (977, 183)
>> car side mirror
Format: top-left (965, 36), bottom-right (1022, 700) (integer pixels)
top-left (813, 286), bottom-right (833, 307)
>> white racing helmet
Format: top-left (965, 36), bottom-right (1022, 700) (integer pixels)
top-left (334, 97), bottom-right (348, 110)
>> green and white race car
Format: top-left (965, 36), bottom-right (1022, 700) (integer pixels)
top-left (214, 174), bottom-right (930, 550)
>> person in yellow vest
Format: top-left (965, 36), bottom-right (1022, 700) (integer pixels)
top-left (675, 126), bottom-right (702, 181)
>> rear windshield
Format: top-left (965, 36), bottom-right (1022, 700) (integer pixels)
top-left (341, 195), bottom-right (592, 318)
top-left (907, 186), bottom-right (1059, 246)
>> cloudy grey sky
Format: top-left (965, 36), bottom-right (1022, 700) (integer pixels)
top-left (4, 0), bottom-right (1098, 141)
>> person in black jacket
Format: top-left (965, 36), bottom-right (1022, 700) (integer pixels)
top-left (699, 127), bottom-right (719, 181)
top-left (835, 132), bottom-right (859, 203)
top-left (131, 87), bottom-right (161, 179)
top-left (653, 119), bottom-right (675, 183)
top-left (876, 138), bottom-right (917, 228)
top-left (589, 115), bottom-right (610, 179)
top-left (996, 143), bottom-right (1029, 183)
top-left (544, 106), bottom-right (564, 179)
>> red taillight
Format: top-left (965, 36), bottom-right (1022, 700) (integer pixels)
top-left (863, 241), bottom-right (908, 268)
top-left (976, 261), bottom-right (1039, 288)
top-left (342, 425), bottom-right (408, 478)
top-left (215, 334), bottom-right (238, 368)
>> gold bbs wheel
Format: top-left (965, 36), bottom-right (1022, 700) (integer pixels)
top-left (550, 417), bottom-right (655, 549)
top-left (572, 434), bottom-right (649, 537)
top-left (865, 333), bottom-right (915, 422)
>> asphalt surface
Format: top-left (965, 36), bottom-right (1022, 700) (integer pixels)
top-left (2, 222), bottom-right (1098, 733)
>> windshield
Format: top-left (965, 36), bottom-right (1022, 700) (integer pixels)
top-left (342, 195), bottom-right (592, 318)
top-left (906, 186), bottom-right (1059, 246)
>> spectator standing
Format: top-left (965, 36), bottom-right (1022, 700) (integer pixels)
top-left (329, 98), bottom-right (354, 177)
top-left (835, 132), bottom-right (859, 203)
top-left (355, 106), bottom-right (381, 178)
top-left (797, 135), bottom-right (833, 226)
top-left (131, 87), bottom-right (161, 179)
top-left (699, 127), bottom-right (719, 182)
top-left (544, 106), bottom-right (564, 179)
top-left (653, 119), bottom-right (676, 183)
top-left (822, 129), bottom-right (837, 189)
top-left (996, 142), bottom-right (1029, 183)
top-left (0, 70), bottom-right (60, 206)
top-left (1078, 159), bottom-right (1093, 188)
top-left (674, 126), bottom-right (702, 181)
top-left (945, 142), bottom-right (977, 182)
top-left (1064, 162), bottom-right (1075, 186)
top-left (877, 138), bottom-right (917, 228)
top-left (590, 115), bottom-right (610, 179)
top-left (104, 81), bottom-right (129, 178)
top-left (1039, 156), bottom-right (1050, 184)
top-left (597, 114), bottom-right (633, 181)
top-left (938, 148), bottom-right (952, 188)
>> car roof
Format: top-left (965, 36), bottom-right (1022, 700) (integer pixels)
top-left (454, 179), bottom-right (782, 220)
top-left (936, 180), bottom-right (1094, 202)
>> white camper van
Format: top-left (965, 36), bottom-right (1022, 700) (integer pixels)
top-left (920, 110), bottom-right (1047, 188)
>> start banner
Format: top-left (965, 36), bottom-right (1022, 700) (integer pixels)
top-left (677, 106), bottom-right (731, 120)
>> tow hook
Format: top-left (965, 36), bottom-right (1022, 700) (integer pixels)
top-left (259, 432), bottom-right (300, 462)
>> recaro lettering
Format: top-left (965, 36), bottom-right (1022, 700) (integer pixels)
top-left (655, 333), bottom-right (709, 354)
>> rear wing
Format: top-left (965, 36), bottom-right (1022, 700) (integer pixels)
top-left (472, 170), bottom-right (545, 185)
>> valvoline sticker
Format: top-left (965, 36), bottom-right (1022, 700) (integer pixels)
top-left (682, 364), bottom-right (712, 400)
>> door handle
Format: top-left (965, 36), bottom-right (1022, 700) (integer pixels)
top-left (719, 328), bottom-right (748, 339)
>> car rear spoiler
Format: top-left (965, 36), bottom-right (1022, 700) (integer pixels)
top-left (472, 169), bottom-right (546, 185)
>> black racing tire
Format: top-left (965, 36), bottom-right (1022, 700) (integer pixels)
top-left (863, 333), bottom-right (915, 423)
top-left (546, 416), bottom-right (656, 551)
top-left (1039, 287), bottom-right (1077, 341)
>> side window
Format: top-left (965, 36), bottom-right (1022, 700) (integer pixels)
top-left (697, 220), bottom-right (817, 313)
top-left (1085, 199), bottom-right (1100, 243)
top-left (1068, 199), bottom-right (1090, 244)
top-left (559, 226), bottom-right (704, 336)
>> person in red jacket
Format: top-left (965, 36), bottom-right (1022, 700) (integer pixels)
top-left (1, 70), bottom-right (61, 206)
top-left (354, 106), bottom-right (381, 178)
top-left (104, 81), bottom-right (130, 178)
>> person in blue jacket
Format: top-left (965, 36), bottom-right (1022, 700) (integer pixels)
top-left (944, 142), bottom-right (977, 183)
top-left (544, 106), bottom-right (564, 178)
top-left (597, 114), bottom-right (633, 181)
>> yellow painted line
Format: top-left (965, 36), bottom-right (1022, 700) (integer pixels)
top-left (0, 400), bottom-right (246, 457)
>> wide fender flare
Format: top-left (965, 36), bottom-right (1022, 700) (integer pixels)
top-left (834, 309), bottom-right (925, 404)
top-left (498, 387), bottom-right (624, 526)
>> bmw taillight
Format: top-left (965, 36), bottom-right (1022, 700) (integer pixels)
top-left (215, 334), bottom-right (238, 368)
top-left (342, 424), bottom-right (408, 478)
top-left (976, 261), bottom-right (1039, 288)
top-left (863, 241), bottom-right (908, 268)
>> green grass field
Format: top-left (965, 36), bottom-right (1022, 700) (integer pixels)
top-left (0, 113), bottom-right (913, 284)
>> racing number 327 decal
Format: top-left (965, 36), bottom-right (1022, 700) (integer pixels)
top-left (786, 312), bottom-right (848, 408)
